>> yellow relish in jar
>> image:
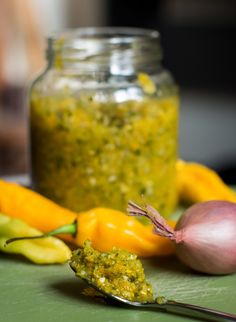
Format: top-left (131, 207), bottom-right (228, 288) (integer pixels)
top-left (29, 28), bottom-right (179, 216)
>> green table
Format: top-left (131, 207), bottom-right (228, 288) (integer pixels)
top-left (1, 177), bottom-right (236, 321)
top-left (1, 253), bottom-right (236, 322)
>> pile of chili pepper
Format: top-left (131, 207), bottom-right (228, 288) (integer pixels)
top-left (0, 180), bottom-right (175, 263)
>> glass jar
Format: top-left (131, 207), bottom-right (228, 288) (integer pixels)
top-left (29, 27), bottom-right (179, 216)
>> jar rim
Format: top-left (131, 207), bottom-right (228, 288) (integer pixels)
top-left (48, 27), bottom-right (160, 45)
top-left (47, 27), bottom-right (162, 75)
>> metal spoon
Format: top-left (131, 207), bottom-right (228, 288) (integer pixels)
top-left (81, 278), bottom-right (236, 322)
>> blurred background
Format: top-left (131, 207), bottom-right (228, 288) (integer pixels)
top-left (0, 0), bottom-right (236, 182)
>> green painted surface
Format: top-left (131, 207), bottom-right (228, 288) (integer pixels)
top-left (1, 253), bottom-right (236, 322)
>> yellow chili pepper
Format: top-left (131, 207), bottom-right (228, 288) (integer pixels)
top-left (75, 208), bottom-right (175, 257)
top-left (177, 160), bottom-right (236, 204)
top-left (0, 180), bottom-right (175, 257)
top-left (0, 180), bottom-right (76, 234)
top-left (0, 213), bottom-right (71, 264)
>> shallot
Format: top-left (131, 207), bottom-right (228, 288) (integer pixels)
top-left (127, 200), bottom-right (236, 275)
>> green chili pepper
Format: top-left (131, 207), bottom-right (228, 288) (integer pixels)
top-left (0, 213), bottom-right (71, 264)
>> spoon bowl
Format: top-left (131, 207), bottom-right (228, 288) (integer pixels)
top-left (81, 277), bottom-right (236, 322)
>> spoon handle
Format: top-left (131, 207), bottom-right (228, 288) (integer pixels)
top-left (159, 300), bottom-right (236, 321)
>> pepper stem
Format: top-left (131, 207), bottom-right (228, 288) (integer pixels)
top-left (5, 220), bottom-right (77, 246)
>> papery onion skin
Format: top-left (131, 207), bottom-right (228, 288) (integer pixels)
top-left (128, 200), bottom-right (236, 275)
top-left (175, 201), bottom-right (236, 275)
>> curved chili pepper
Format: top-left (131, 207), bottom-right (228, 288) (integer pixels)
top-left (0, 213), bottom-right (71, 264)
